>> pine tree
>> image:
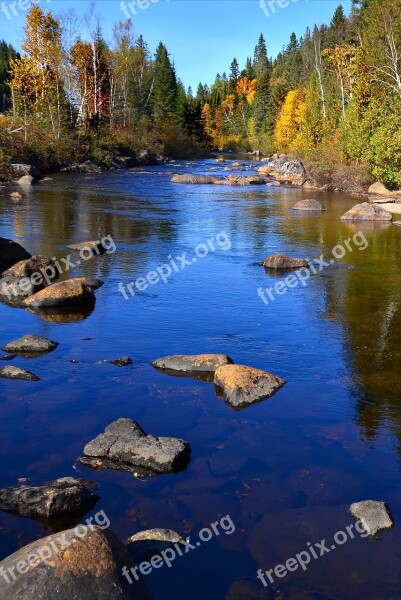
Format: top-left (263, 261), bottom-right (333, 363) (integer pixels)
top-left (153, 42), bottom-right (177, 120)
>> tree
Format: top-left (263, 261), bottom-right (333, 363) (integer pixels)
top-left (153, 42), bottom-right (177, 120)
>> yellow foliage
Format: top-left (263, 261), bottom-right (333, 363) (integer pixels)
top-left (273, 88), bottom-right (307, 150)
top-left (236, 77), bottom-right (257, 104)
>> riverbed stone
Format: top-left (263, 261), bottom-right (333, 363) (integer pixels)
top-left (0, 477), bottom-right (98, 521)
top-left (262, 253), bottom-right (308, 269)
top-left (81, 418), bottom-right (191, 475)
top-left (0, 526), bottom-right (151, 600)
top-left (152, 354), bottom-right (233, 375)
top-left (1, 255), bottom-right (58, 284)
top-left (0, 237), bottom-right (31, 273)
top-left (341, 202), bottom-right (392, 222)
top-left (127, 528), bottom-right (184, 562)
top-left (67, 240), bottom-right (108, 255)
top-left (171, 174), bottom-right (218, 184)
top-left (350, 500), bottom-right (394, 536)
top-left (110, 357), bottom-right (133, 367)
top-left (17, 174), bottom-right (34, 186)
top-left (2, 334), bottom-right (58, 355)
top-left (0, 365), bottom-right (40, 381)
top-left (23, 278), bottom-right (98, 309)
top-left (214, 364), bottom-right (286, 410)
top-left (292, 199), bottom-right (326, 211)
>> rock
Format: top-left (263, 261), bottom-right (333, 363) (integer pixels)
top-left (10, 163), bottom-right (41, 179)
top-left (292, 199), bottom-right (326, 211)
top-left (17, 175), bottom-right (34, 186)
top-left (276, 160), bottom-right (307, 185)
top-left (80, 418), bottom-right (191, 475)
top-left (0, 276), bottom-right (36, 305)
top-left (0, 526), bottom-right (151, 600)
top-left (350, 500), bottom-right (394, 536)
top-left (138, 150), bottom-right (159, 165)
top-left (262, 253), bottom-right (308, 269)
top-left (2, 334), bottom-right (58, 355)
top-left (340, 202), bottom-right (392, 222)
top-left (214, 364), bottom-right (286, 410)
top-left (171, 174), bottom-right (218, 184)
top-left (79, 160), bottom-right (102, 173)
top-left (127, 528), bottom-right (184, 562)
top-left (368, 182), bottom-right (396, 197)
top-left (67, 240), bottom-right (108, 255)
top-left (22, 278), bottom-right (98, 309)
top-left (0, 354), bottom-right (16, 361)
top-left (110, 357), bottom-right (133, 367)
top-left (0, 237), bottom-right (31, 273)
top-left (10, 192), bottom-right (22, 199)
top-left (2, 255), bottom-right (58, 285)
top-left (0, 477), bottom-right (98, 522)
top-left (0, 366), bottom-right (40, 381)
top-left (152, 354), bottom-right (233, 377)
top-left (231, 162), bottom-right (246, 167)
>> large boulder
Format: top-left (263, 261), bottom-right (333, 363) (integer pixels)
top-left (138, 150), bottom-right (159, 165)
top-left (80, 418), bottom-right (191, 475)
top-left (10, 163), bottom-right (41, 180)
top-left (17, 175), bottom-right (34, 186)
top-left (0, 526), bottom-right (151, 600)
top-left (341, 202), bottom-right (392, 222)
top-left (2, 255), bottom-right (58, 285)
top-left (2, 334), bottom-right (58, 355)
top-left (0, 365), bottom-right (40, 381)
top-left (262, 254), bottom-right (308, 269)
top-left (214, 364), bottom-right (286, 410)
top-left (22, 278), bottom-right (100, 309)
top-left (171, 174), bottom-right (218, 184)
top-left (350, 500), bottom-right (393, 536)
top-left (276, 161), bottom-right (307, 185)
top-left (292, 199), bottom-right (326, 211)
top-left (368, 182), bottom-right (396, 197)
top-left (0, 477), bottom-right (98, 522)
top-left (0, 237), bottom-right (31, 273)
top-left (152, 354), bottom-right (233, 377)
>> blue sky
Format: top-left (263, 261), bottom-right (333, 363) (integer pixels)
top-left (0, 0), bottom-right (352, 89)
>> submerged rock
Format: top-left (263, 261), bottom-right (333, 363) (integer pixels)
top-left (81, 418), bottom-right (191, 475)
top-left (67, 240), bottom-right (108, 255)
top-left (0, 526), bottom-right (151, 600)
top-left (127, 528), bottom-right (184, 562)
top-left (214, 364), bottom-right (286, 410)
top-left (0, 366), bottom-right (40, 381)
top-left (262, 254), bottom-right (308, 269)
top-left (341, 202), bottom-right (392, 222)
top-left (171, 174), bottom-right (218, 184)
top-left (350, 500), bottom-right (394, 536)
top-left (17, 175), bottom-right (34, 186)
top-left (2, 334), bottom-right (58, 355)
top-left (292, 199), bottom-right (326, 211)
top-left (23, 278), bottom-right (99, 309)
top-left (152, 354), bottom-right (233, 376)
top-left (0, 237), bottom-right (31, 273)
top-left (0, 477), bottom-right (98, 521)
top-left (110, 357), bottom-right (133, 367)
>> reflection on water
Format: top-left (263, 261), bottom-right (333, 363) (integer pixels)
top-left (1, 160), bottom-right (401, 599)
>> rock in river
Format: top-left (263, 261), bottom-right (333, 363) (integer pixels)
top-left (80, 418), bottom-right (191, 475)
top-left (292, 199), bottom-right (326, 211)
top-left (350, 500), bottom-right (394, 536)
top-left (0, 477), bottom-right (98, 522)
top-left (127, 528), bottom-right (184, 562)
top-left (67, 240), bottom-right (108, 255)
top-left (2, 334), bottom-right (58, 355)
top-left (0, 237), bottom-right (31, 273)
top-left (262, 254), bottom-right (308, 269)
top-left (0, 526), bottom-right (151, 600)
top-left (2, 255), bottom-right (58, 284)
top-left (171, 174), bottom-right (218, 184)
top-left (152, 354), bottom-right (233, 376)
top-left (341, 202), bottom-right (392, 222)
top-left (214, 364), bottom-right (286, 410)
top-left (22, 277), bottom-right (100, 309)
top-left (0, 366), bottom-right (40, 381)
top-left (110, 357), bottom-right (133, 367)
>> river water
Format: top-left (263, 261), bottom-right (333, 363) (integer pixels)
top-left (1, 158), bottom-right (401, 599)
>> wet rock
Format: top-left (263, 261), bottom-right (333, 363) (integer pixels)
top-left (79, 160), bottom-right (102, 173)
top-left (171, 174), bottom-right (218, 184)
top-left (0, 354), bottom-right (16, 361)
top-left (214, 364), bottom-right (286, 410)
top-left (67, 240), bottom-right (108, 255)
top-left (292, 199), bottom-right (326, 211)
top-left (23, 278), bottom-right (98, 309)
top-left (152, 354), bottom-right (233, 376)
top-left (10, 163), bottom-right (41, 179)
top-left (2, 255), bottom-right (58, 285)
top-left (0, 276), bottom-right (36, 305)
top-left (0, 526), bottom-right (151, 600)
top-left (80, 418), bottom-right (191, 475)
top-left (368, 182), bottom-right (396, 197)
top-left (350, 500), bottom-right (394, 536)
top-left (10, 191), bottom-right (22, 199)
top-left (341, 202), bottom-right (392, 222)
top-left (17, 175), bottom-right (34, 186)
top-left (2, 334), bottom-right (58, 355)
top-left (110, 357), bottom-right (133, 367)
top-left (127, 528), bottom-right (184, 562)
top-left (262, 253), bottom-right (308, 269)
top-left (0, 477), bottom-right (98, 521)
top-left (0, 237), bottom-right (31, 273)
top-left (0, 366), bottom-right (40, 381)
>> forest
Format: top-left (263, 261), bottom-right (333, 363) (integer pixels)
top-left (0, 0), bottom-right (400, 188)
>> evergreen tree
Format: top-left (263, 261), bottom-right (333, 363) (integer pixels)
top-left (0, 41), bottom-right (18, 112)
top-left (153, 42), bottom-right (177, 119)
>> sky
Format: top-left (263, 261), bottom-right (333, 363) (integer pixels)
top-left (0, 0), bottom-right (353, 90)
